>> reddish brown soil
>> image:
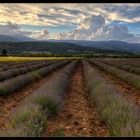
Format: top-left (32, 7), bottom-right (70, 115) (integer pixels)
top-left (0, 68), bottom-right (63, 130)
top-left (44, 63), bottom-right (109, 137)
top-left (90, 62), bottom-right (140, 106)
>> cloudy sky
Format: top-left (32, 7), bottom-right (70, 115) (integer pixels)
top-left (0, 3), bottom-right (140, 42)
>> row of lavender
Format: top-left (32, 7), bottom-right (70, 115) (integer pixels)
top-left (0, 60), bottom-right (48, 71)
top-left (83, 60), bottom-right (140, 136)
top-left (1, 60), bottom-right (78, 136)
top-left (0, 60), bottom-right (70, 95)
top-left (96, 58), bottom-right (140, 67)
top-left (93, 58), bottom-right (140, 75)
top-left (0, 60), bottom-right (57, 82)
top-left (0, 62), bottom-right (20, 68)
top-left (88, 60), bottom-right (140, 91)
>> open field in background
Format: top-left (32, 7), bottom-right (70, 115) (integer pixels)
top-left (0, 56), bottom-right (83, 62)
top-left (0, 57), bottom-right (139, 137)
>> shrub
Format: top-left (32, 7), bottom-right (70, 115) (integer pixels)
top-left (0, 60), bottom-right (57, 81)
top-left (83, 60), bottom-right (140, 136)
top-left (0, 60), bottom-right (69, 95)
top-left (89, 60), bottom-right (140, 91)
top-left (1, 60), bottom-right (77, 136)
top-left (2, 104), bottom-right (47, 137)
top-left (94, 58), bottom-right (140, 75)
top-left (32, 95), bottom-right (58, 116)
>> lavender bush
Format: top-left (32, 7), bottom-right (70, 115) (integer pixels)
top-left (89, 60), bottom-right (140, 91)
top-left (0, 60), bottom-right (44, 71)
top-left (1, 60), bottom-right (77, 137)
top-left (0, 60), bottom-right (70, 95)
top-left (0, 60), bottom-right (57, 81)
top-left (83, 60), bottom-right (140, 136)
top-left (1, 104), bottom-right (47, 137)
top-left (96, 59), bottom-right (140, 75)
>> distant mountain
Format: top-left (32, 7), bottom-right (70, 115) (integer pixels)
top-left (13, 35), bottom-right (36, 42)
top-left (0, 38), bottom-right (140, 55)
top-left (0, 41), bottom-right (137, 55)
top-left (0, 34), bottom-right (35, 42)
top-left (46, 40), bottom-right (140, 54)
top-left (0, 35), bottom-right (19, 42)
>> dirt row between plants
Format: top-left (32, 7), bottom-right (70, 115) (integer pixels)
top-left (89, 62), bottom-right (140, 106)
top-left (44, 62), bottom-right (109, 137)
top-left (0, 64), bottom-right (67, 131)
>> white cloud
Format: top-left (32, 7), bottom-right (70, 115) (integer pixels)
top-left (54, 15), bottom-right (135, 41)
top-left (0, 15), bottom-right (137, 43)
top-left (0, 4), bottom-right (140, 42)
top-left (1, 3), bottom-right (140, 27)
top-left (34, 29), bottom-right (49, 40)
top-left (124, 36), bottom-right (140, 43)
top-left (0, 22), bottom-right (32, 36)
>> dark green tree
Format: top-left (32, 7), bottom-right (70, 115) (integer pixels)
top-left (2, 49), bottom-right (8, 56)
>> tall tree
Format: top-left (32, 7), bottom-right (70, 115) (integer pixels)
top-left (2, 49), bottom-right (8, 56)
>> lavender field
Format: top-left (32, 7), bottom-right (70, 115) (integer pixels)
top-left (0, 58), bottom-right (139, 137)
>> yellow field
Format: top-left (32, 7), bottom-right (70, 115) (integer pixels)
top-left (0, 56), bottom-right (83, 62)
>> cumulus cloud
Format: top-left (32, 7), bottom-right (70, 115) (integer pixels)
top-left (0, 4), bottom-right (140, 42)
top-left (1, 15), bottom-right (136, 42)
top-left (0, 22), bottom-right (32, 36)
top-left (55, 15), bottom-right (135, 41)
top-left (101, 25), bottom-right (134, 40)
top-left (0, 22), bottom-right (19, 35)
top-left (79, 15), bottom-right (105, 30)
top-left (34, 29), bottom-right (49, 40)
top-left (124, 36), bottom-right (140, 43)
